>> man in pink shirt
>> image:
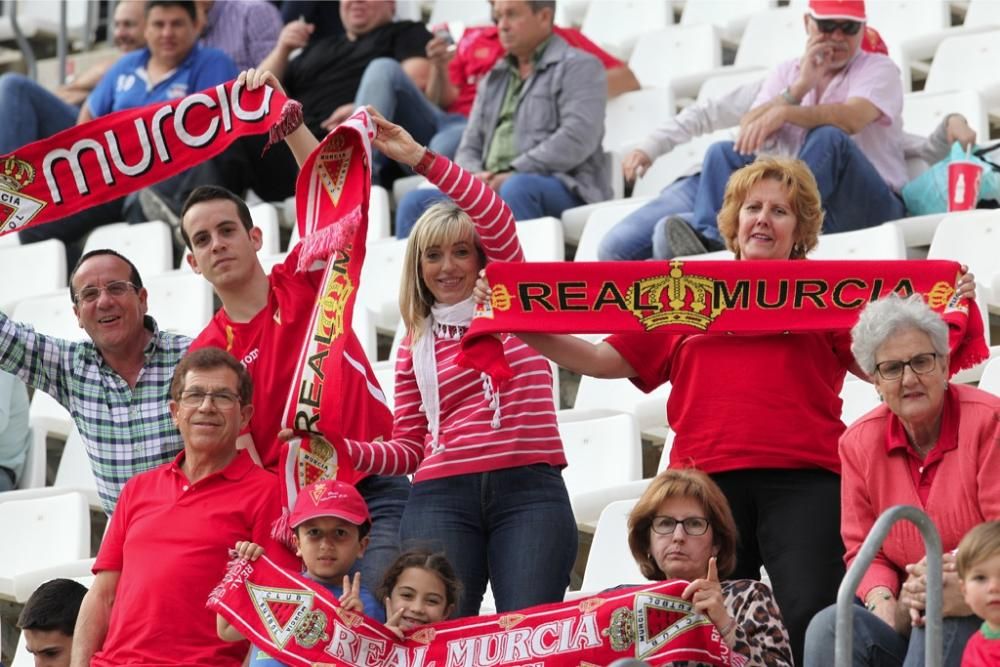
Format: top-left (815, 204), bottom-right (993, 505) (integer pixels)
top-left (669, 0), bottom-right (906, 256)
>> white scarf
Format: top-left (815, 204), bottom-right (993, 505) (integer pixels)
top-left (411, 297), bottom-right (501, 455)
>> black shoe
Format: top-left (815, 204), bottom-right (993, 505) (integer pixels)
top-left (666, 216), bottom-right (724, 257)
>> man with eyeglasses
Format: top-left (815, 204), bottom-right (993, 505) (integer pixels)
top-left (72, 346), bottom-right (297, 667)
top-left (666, 0), bottom-right (907, 257)
top-left (0, 249), bottom-right (190, 513)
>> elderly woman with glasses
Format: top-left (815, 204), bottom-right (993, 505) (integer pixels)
top-left (628, 468), bottom-right (793, 666)
top-left (803, 294), bottom-right (1000, 667)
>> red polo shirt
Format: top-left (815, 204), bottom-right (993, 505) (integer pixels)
top-left (92, 450), bottom-right (298, 667)
top-left (884, 388), bottom-right (960, 506)
top-left (446, 25), bottom-right (625, 116)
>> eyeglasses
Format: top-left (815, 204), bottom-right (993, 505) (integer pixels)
top-left (178, 390), bottom-right (240, 409)
top-left (74, 280), bottom-right (138, 304)
top-left (874, 352), bottom-right (939, 381)
top-left (650, 516), bottom-right (710, 536)
top-left (814, 18), bottom-right (863, 35)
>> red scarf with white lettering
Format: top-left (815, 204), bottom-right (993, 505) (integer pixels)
top-left (273, 110), bottom-right (393, 543)
top-left (208, 553), bottom-right (746, 666)
top-left (0, 80), bottom-right (299, 236)
top-left (457, 259), bottom-right (987, 383)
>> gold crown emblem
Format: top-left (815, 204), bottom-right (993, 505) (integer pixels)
top-left (0, 156), bottom-right (35, 191)
top-left (602, 606), bottom-right (635, 652)
top-left (626, 261), bottom-right (725, 331)
top-left (926, 281), bottom-right (955, 309)
top-left (293, 609), bottom-right (329, 648)
top-left (491, 283), bottom-right (512, 311)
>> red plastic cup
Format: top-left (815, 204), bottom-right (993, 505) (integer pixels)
top-left (947, 160), bottom-right (983, 212)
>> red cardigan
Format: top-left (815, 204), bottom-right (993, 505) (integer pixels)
top-left (839, 383), bottom-right (1000, 600)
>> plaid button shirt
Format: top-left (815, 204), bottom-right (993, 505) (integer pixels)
top-left (0, 312), bottom-right (190, 514)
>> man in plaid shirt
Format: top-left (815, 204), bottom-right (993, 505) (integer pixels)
top-left (0, 249), bottom-right (190, 513)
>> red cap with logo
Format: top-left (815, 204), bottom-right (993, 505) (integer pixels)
top-left (808, 0), bottom-right (866, 20)
top-left (290, 480), bottom-right (371, 529)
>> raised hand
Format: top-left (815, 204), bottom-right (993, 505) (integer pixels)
top-left (368, 108), bottom-right (427, 168)
top-left (384, 597), bottom-right (406, 640)
top-left (682, 557), bottom-right (733, 636)
top-left (238, 68), bottom-right (286, 96)
top-left (339, 572), bottom-right (364, 613)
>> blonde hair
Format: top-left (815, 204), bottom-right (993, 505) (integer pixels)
top-left (957, 521), bottom-right (1000, 579)
top-left (398, 202), bottom-right (486, 341)
top-left (627, 469), bottom-right (739, 580)
top-left (716, 156), bottom-right (824, 260)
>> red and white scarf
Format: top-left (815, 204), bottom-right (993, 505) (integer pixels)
top-left (457, 259), bottom-right (987, 383)
top-left (208, 552), bottom-right (746, 667)
top-left (0, 80), bottom-right (298, 236)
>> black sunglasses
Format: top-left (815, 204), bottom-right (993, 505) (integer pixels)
top-left (814, 18), bottom-right (863, 35)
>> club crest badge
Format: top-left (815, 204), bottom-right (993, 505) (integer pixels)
top-left (297, 437), bottom-right (338, 488)
top-left (248, 583), bottom-right (323, 650)
top-left (633, 592), bottom-right (710, 660)
top-left (0, 155), bottom-right (45, 234)
top-left (317, 135), bottom-right (352, 207)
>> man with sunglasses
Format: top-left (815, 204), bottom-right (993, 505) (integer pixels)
top-left (0, 249), bottom-right (190, 513)
top-left (668, 0), bottom-right (907, 256)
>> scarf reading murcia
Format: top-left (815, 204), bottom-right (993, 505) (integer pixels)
top-left (457, 260), bottom-right (988, 383)
top-left (208, 553), bottom-right (746, 667)
top-left (274, 110), bottom-right (393, 540)
top-left (0, 80), bottom-right (299, 236)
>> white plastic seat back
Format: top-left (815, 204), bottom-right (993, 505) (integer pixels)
top-left (697, 71), bottom-right (764, 105)
top-left (429, 1), bottom-right (493, 28)
top-left (574, 199), bottom-right (651, 262)
top-left (12, 289), bottom-right (82, 341)
top-left (903, 90), bottom-right (988, 142)
top-left (580, 0), bottom-right (674, 59)
top-left (29, 391), bottom-right (74, 443)
top-left (840, 379), bottom-right (880, 427)
top-left (82, 221), bottom-right (173, 278)
top-left (810, 224), bottom-right (907, 260)
top-left (628, 24), bottom-right (721, 89)
top-left (965, 0), bottom-right (1000, 27)
top-left (558, 409), bottom-right (643, 501)
top-left (734, 8), bottom-right (807, 69)
top-left (979, 357), bottom-right (1000, 398)
top-left (357, 237), bottom-right (409, 334)
top-left (864, 0), bottom-right (950, 62)
top-left (578, 498), bottom-right (647, 594)
top-left (573, 373), bottom-right (671, 433)
top-left (516, 217), bottom-right (565, 261)
top-left (145, 270), bottom-right (215, 338)
top-left (53, 428), bottom-right (100, 509)
top-left (925, 30), bottom-right (1000, 95)
top-left (632, 132), bottom-right (729, 198)
top-left (604, 88), bottom-right (676, 154)
top-left (0, 240), bottom-right (67, 313)
top-left (250, 203), bottom-right (281, 256)
top-left (680, 0), bottom-right (773, 43)
top-left (927, 210), bottom-right (1000, 311)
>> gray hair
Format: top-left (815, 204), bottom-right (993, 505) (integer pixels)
top-left (850, 294), bottom-right (950, 375)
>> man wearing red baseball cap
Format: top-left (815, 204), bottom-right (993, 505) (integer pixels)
top-left (669, 0), bottom-right (907, 266)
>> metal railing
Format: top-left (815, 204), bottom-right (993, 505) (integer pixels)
top-left (835, 505), bottom-right (943, 667)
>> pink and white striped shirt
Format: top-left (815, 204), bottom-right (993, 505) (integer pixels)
top-left (344, 155), bottom-right (566, 481)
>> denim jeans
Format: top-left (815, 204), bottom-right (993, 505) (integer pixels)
top-left (598, 174), bottom-right (701, 261)
top-left (351, 473), bottom-right (411, 590)
top-left (394, 173), bottom-right (583, 239)
top-left (804, 603), bottom-right (980, 667)
top-left (429, 119), bottom-right (468, 159)
top-left (0, 73), bottom-right (78, 153)
top-left (399, 463), bottom-right (577, 617)
top-left (354, 58), bottom-right (468, 173)
top-left (690, 126), bottom-right (906, 242)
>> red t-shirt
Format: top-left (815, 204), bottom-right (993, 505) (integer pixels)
top-left (446, 25), bottom-right (624, 116)
top-left (92, 450), bottom-right (297, 666)
top-left (191, 246), bottom-right (387, 471)
top-left (606, 330), bottom-right (855, 473)
top-left (961, 628), bottom-right (1000, 667)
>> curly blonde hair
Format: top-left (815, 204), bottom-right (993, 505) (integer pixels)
top-left (716, 156), bottom-right (824, 260)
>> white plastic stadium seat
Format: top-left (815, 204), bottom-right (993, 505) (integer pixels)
top-left (144, 270), bottom-right (215, 338)
top-left (428, 1), bottom-right (493, 29)
top-left (12, 288), bottom-right (82, 340)
top-left (580, 0), bottom-right (674, 60)
top-left (902, 90), bottom-right (989, 152)
top-left (809, 224), bottom-right (907, 260)
top-left (558, 409), bottom-right (643, 502)
top-left (515, 217), bottom-right (565, 261)
top-left (864, 0), bottom-right (949, 87)
top-left (0, 491), bottom-right (91, 602)
top-left (839, 380), bottom-right (880, 427)
top-left (978, 357), bottom-right (1000, 398)
top-left (679, 0), bottom-right (774, 44)
top-left (574, 199), bottom-right (652, 261)
top-left (0, 240), bottom-right (67, 313)
top-left (604, 88), bottom-right (676, 154)
top-left (627, 24), bottom-right (721, 90)
top-left (250, 203), bottom-right (281, 256)
top-left (927, 210), bottom-right (1000, 314)
top-left (924, 30), bottom-right (1000, 113)
top-left (572, 373), bottom-right (671, 434)
top-left (82, 221), bottom-right (173, 278)
top-left (570, 498), bottom-right (647, 598)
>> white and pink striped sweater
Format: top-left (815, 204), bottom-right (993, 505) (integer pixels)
top-left (343, 155), bottom-right (566, 481)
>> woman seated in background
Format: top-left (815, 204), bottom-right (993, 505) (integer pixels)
top-left (804, 294), bottom-right (1000, 667)
top-left (627, 468), bottom-right (793, 666)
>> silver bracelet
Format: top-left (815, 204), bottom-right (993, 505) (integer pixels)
top-left (781, 86), bottom-right (800, 105)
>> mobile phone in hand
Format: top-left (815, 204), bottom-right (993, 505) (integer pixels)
top-left (431, 22), bottom-right (454, 46)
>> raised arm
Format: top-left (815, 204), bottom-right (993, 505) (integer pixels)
top-left (240, 68), bottom-right (319, 167)
top-left (369, 110), bottom-right (523, 263)
top-left (0, 311), bottom-right (75, 407)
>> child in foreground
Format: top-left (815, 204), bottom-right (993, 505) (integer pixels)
top-left (957, 520), bottom-right (1000, 666)
top-left (377, 549), bottom-right (462, 639)
top-left (216, 479), bottom-right (384, 666)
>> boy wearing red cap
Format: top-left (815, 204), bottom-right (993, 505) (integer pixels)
top-left (217, 480), bottom-right (384, 666)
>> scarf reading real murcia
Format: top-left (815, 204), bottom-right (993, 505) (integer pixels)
top-left (0, 80), bottom-right (298, 236)
top-left (208, 552), bottom-right (745, 667)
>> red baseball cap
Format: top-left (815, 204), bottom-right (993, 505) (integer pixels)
top-left (290, 480), bottom-right (370, 529)
top-left (808, 0), bottom-right (866, 21)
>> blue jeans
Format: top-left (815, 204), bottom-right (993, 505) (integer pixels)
top-left (804, 603), bottom-right (980, 667)
top-left (394, 173), bottom-right (583, 239)
top-left (691, 126), bottom-right (906, 242)
top-left (354, 58), bottom-right (467, 173)
top-left (598, 174), bottom-right (701, 261)
top-left (352, 473), bottom-right (411, 590)
top-left (399, 464), bottom-right (577, 617)
top-left (429, 118), bottom-right (468, 159)
top-left (0, 73), bottom-right (78, 153)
